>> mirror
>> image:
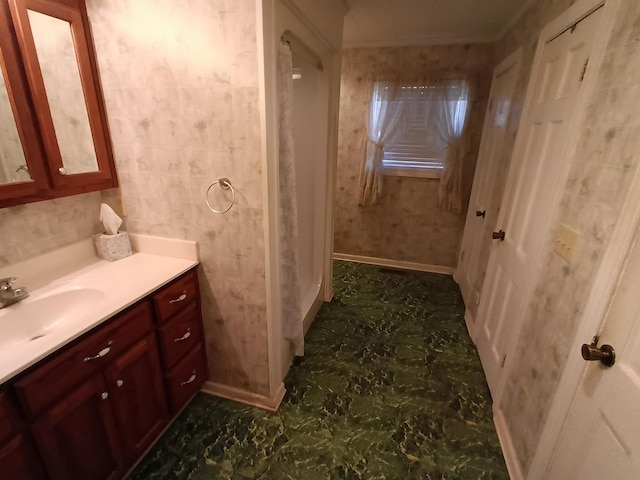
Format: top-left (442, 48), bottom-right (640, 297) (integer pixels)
top-left (0, 50), bottom-right (31, 185)
top-left (27, 9), bottom-right (98, 175)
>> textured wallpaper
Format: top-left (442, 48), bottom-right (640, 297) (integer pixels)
top-left (0, 192), bottom-right (103, 265)
top-left (86, 0), bottom-right (270, 396)
top-left (334, 44), bottom-right (492, 268)
top-left (488, 0), bottom-right (640, 474)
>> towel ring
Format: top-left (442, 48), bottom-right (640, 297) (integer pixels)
top-left (206, 177), bottom-right (235, 214)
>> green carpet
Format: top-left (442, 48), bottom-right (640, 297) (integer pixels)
top-left (130, 261), bottom-right (508, 479)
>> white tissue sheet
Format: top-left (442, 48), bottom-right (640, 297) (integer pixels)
top-left (100, 203), bottom-right (122, 235)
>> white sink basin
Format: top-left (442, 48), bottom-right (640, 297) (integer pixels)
top-left (0, 287), bottom-right (105, 349)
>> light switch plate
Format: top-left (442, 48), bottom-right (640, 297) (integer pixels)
top-left (554, 223), bottom-right (580, 263)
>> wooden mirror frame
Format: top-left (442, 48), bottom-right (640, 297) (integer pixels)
top-left (0, 0), bottom-right (117, 208)
top-left (0, 0), bottom-right (49, 203)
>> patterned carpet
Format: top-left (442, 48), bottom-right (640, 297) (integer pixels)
top-left (130, 261), bottom-right (508, 479)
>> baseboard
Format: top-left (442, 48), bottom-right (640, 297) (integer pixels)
top-left (333, 253), bottom-right (455, 275)
top-left (201, 381), bottom-right (286, 412)
top-left (494, 408), bottom-right (525, 480)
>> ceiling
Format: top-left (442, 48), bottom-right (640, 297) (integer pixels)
top-left (343, 0), bottom-right (534, 48)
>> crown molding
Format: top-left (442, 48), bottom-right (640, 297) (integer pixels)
top-left (343, 35), bottom-right (495, 49)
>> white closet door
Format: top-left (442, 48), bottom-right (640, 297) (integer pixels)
top-left (456, 48), bottom-right (521, 331)
top-left (474, 5), bottom-right (603, 398)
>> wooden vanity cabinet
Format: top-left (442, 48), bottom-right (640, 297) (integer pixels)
top-left (1, 267), bottom-right (207, 480)
top-left (153, 270), bottom-right (208, 413)
top-left (104, 333), bottom-right (168, 464)
top-left (0, 391), bottom-right (46, 479)
top-left (31, 375), bottom-right (123, 480)
top-left (18, 301), bottom-right (164, 480)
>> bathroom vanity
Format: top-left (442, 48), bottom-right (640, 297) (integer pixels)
top-left (0, 236), bottom-right (207, 479)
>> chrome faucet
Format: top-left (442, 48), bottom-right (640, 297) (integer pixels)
top-left (0, 277), bottom-right (29, 309)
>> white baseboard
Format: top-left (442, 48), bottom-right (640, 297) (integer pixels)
top-left (494, 408), bottom-right (525, 480)
top-left (201, 381), bottom-right (286, 412)
top-left (333, 252), bottom-right (455, 275)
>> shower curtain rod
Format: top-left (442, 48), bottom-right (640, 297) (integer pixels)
top-left (281, 31), bottom-right (323, 71)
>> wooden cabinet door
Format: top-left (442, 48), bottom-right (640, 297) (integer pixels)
top-left (0, 434), bottom-right (46, 480)
top-left (105, 334), bottom-right (168, 465)
top-left (31, 375), bottom-right (122, 480)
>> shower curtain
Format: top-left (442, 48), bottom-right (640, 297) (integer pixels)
top-left (278, 39), bottom-right (304, 356)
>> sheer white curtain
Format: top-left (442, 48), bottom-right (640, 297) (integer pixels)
top-left (358, 81), bottom-right (405, 205)
top-left (278, 40), bottom-right (303, 355)
top-left (436, 80), bottom-right (471, 213)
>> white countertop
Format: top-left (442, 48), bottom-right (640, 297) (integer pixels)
top-left (0, 234), bottom-right (199, 385)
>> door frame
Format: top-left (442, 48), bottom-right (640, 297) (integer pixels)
top-left (485, 0), bottom-right (611, 409)
top-left (524, 0), bottom-right (633, 474)
top-left (455, 46), bottom-right (522, 333)
top-left (258, 0), bottom-right (346, 405)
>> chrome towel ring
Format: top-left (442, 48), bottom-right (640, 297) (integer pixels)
top-left (206, 177), bottom-right (235, 214)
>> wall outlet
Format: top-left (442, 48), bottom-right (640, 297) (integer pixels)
top-left (554, 223), bottom-right (580, 263)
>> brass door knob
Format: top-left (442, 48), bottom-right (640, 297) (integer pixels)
top-left (492, 230), bottom-right (505, 241)
top-left (581, 338), bottom-right (615, 367)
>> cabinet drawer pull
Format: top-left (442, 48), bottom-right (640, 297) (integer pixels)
top-left (174, 328), bottom-right (191, 342)
top-left (169, 291), bottom-right (187, 304)
top-left (116, 379), bottom-right (124, 387)
top-left (180, 370), bottom-right (197, 386)
top-left (101, 392), bottom-right (109, 400)
top-left (83, 341), bottom-right (113, 362)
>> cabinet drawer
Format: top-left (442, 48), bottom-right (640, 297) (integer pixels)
top-left (166, 346), bottom-right (206, 413)
top-left (153, 271), bottom-right (198, 324)
top-left (158, 302), bottom-right (202, 369)
top-left (15, 301), bottom-right (153, 418)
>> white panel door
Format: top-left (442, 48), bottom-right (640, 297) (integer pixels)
top-left (474, 7), bottom-right (603, 397)
top-left (456, 49), bottom-right (521, 326)
top-left (546, 224), bottom-right (640, 479)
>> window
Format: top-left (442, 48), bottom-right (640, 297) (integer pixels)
top-left (373, 80), bottom-right (469, 178)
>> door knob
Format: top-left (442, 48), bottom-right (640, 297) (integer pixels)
top-left (581, 336), bottom-right (615, 367)
top-left (476, 210), bottom-right (486, 218)
top-left (492, 230), bottom-right (506, 241)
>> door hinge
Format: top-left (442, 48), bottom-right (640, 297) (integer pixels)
top-left (488, 97), bottom-right (494, 112)
top-left (501, 354), bottom-right (507, 368)
top-left (580, 57), bottom-right (589, 82)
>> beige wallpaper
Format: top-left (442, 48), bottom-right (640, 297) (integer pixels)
top-left (87, 0), bottom-right (270, 396)
top-left (489, 0), bottom-right (640, 474)
top-left (334, 44), bottom-right (493, 267)
top-left (0, 192), bottom-right (103, 266)
top-left (0, 0), bottom-right (271, 397)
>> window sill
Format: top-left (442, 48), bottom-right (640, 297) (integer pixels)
top-left (383, 167), bottom-right (442, 179)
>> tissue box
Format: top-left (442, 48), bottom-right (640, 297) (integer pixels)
top-left (95, 232), bottom-right (132, 262)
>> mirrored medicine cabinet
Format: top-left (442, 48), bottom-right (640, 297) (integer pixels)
top-left (0, 0), bottom-right (117, 208)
